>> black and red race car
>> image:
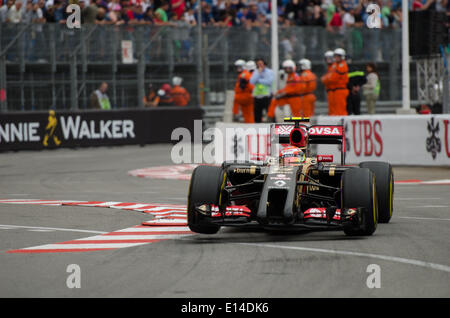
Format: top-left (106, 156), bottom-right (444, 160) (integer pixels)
top-left (187, 117), bottom-right (394, 236)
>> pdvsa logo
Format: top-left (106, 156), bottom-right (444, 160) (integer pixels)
top-left (308, 126), bottom-right (342, 136)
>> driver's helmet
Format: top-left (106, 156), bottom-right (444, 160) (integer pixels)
top-left (279, 146), bottom-right (306, 165)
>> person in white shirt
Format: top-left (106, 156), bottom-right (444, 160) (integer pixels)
top-left (7, 1), bottom-right (23, 23)
top-left (183, 8), bottom-right (196, 25)
top-left (341, 7), bottom-right (355, 34)
top-left (362, 63), bottom-right (380, 114)
top-left (0, 0), bottom-right (14, 22)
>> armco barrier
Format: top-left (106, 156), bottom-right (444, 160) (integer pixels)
top-left (0, 107), bottom-right (204, 151)
top-left (213, 115), bottom-right (450, 166)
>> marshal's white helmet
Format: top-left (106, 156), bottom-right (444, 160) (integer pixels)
top-left (324, 50), bottom-right (334, 64)
top-left (324, 50), bottom-right (334, 58)
top-left (172, 76), bottom-right (182, 86)
top-left (245, 60), bottom-right (256, 71)
top-left (234, 59), bottom-right (246, 67)
top-left (334, 48), bottom-right (346, 58)
top-left (282, 59), bottom-right (296, 71)
top-left (298, 59), bottom-right (311, 71)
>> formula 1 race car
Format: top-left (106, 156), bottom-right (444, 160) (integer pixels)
top-left (187, 117), bottom-right (394, 236)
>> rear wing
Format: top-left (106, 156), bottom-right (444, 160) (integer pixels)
top-left (271, 118), bottom-right (346, 164)
top-left (308, 125), bottom-right (344, 145)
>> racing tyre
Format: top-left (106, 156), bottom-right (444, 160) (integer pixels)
top-left (359, 161), bottom-right (394, 223)
top-left (187, 165), bottom-right (225, 234)
top-left (341, 168), bottom-right (378, 236)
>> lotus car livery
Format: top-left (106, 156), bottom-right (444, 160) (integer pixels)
top-left (187, 118), bottom-right (394, 236)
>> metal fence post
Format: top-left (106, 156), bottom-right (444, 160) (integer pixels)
top-left (50, 24), bottom-right (57, 109)
top-left (203, 33), bottom-right (209, 106)
top-left (70, 54), bottom-right (78, 110)
top-left (137, 29), bottom-right (145, 109)
top-left (196, 0), bottom-right (203, 107)
top-left (80, 25), bottom-right (87, 109)
top-left (112, 27), bottom-right (118, 109)
top-left (168, 28), bottom-right (174, 81)
top-left (0, 56), bottom-right (6, 112)
top-left (444, 52), bottom-right (449, 114)
top-left (223, 31), bottom-right (229, 95)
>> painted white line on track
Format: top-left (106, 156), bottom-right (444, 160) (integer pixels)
top-left (115, 226), bottom-right (191, 232)
top-left (396, 198), bottom-right (442, 200)
top-left (238, 243), bottom-right (450, 273)
top-left (20, 243), bottom-right (149, 250)
top-left (0, 224), bottom-right (107, 234)
top-left (406, 205), bottom-right (449, 208)
top-left (77, 234), bottom-right (192, 241)
top-left (398, 216), bottom-right (450, 221)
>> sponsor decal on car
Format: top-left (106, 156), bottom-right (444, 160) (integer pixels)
top-left (308, 126), bottom-right (343, 136)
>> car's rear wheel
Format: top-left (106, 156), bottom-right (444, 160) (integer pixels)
top-left (187, 165), bottom-right (225, 234)
top-left (341, 168), bottom-right (378, 236)
top-left (359, 161), bottom-right (394, 223)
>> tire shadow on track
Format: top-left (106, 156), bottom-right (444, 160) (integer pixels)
top-left (177, 227), bottom-right (368, 245)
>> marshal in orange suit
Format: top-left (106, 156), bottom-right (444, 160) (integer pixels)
top-left (326, 48), bottom-right (349, 116)
top-left (267, 59), bottom-right (302, 120)
top-left (233, 59), bottom-right (255, 123)
top-left (171, 76), bottom-right (191, 106)
top-left (298, 59), bottom-right (317, 118)
top-left (321, 50), bottom-right (336, 115)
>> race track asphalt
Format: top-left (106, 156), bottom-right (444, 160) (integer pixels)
top-left (0, 145), bottom-right (449, 298)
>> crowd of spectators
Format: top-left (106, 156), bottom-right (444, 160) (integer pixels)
top-left (0, 0), bottom-right (448, 29)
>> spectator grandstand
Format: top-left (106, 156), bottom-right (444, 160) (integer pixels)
top-left (0, 0), bottom-right (448, 111)
top-left (0, 0), bottom-right (448, 28)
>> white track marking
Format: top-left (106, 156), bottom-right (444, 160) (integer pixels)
top-left (396, 179), bottom-right (450, 185)
top-left (109, 204), bottom-right (152, 210)
top-left (406, 205), bottom-right (449, 208)
top-left (0, 199), bottom-right (190, 253)
top-left (115, 226), bottom-right (191, 232)
top-left (0, 200), bottom-right (77, 205)
top-left (396, 198), bottom-right (442, 200)
top-left (239, 243), bottom-right (450, 273)
top-left (76, 234), bottom-right (192, 241)
top-left (0, 224), bottom-right (107, 234)
top-left (84, 202), bottom-right (122, 207)
top-left (20, 243), bottom-right (149, 250)
top-left (398, 216), bottom-right (450, 221)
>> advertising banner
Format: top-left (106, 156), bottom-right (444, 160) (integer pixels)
top-left (214, 115), bottom-right (450, 166)
top-left (0, 108), bottom-right (203, 151)
top-left (121, 40), bottom-right (134, 64)
top-left (315, 115), bottom-right (450, 166)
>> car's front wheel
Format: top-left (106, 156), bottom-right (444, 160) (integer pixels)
top-left (341, 168), bottom-right (378, 236)
top-left (187, 165), bottom-right (225, 234)
top-left (359, 161), bottom-right (394, 223)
